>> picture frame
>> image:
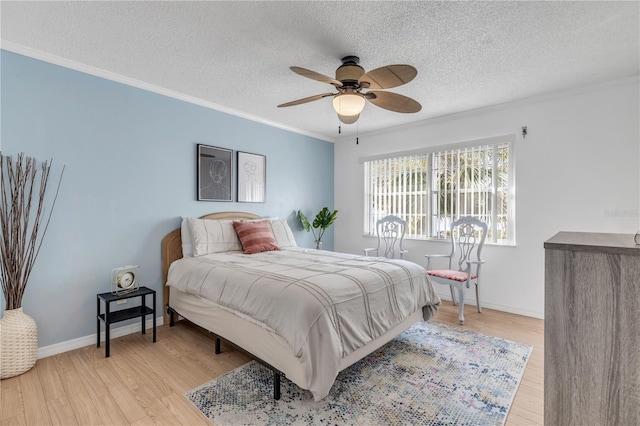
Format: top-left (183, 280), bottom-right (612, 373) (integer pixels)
top-left (237, 151), bottom-right (266, 203)
top-left (197, 144), bottom-right (233, 201)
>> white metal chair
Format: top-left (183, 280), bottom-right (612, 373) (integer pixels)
top-left (363, 215), bottom-right (408, 259)
top-left (425, 216), bottom-right (487, 324)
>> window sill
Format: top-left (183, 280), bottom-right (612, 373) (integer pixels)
top-left (363, 235), bottom-right (517, 247)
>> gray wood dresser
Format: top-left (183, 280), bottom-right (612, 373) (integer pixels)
top-left (544, 232), bottom-right (640, 425)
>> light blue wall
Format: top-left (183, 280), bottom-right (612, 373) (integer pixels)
top-left (0, 50), bottom-right (334, 347)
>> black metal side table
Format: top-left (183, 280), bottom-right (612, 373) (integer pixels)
top-left (97, 286), bottom-right (156, 357)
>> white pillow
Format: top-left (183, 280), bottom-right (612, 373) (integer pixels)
top-left (269, 219), bottom-right (297, 248)
top-left (187, 218), bottom-right (243, 256)
top-left (181, 217), bottom-right (194, 257)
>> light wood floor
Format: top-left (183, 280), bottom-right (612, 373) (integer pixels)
top-left (0, 303), bottom-right (543, 425)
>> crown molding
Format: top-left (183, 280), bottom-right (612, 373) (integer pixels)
top-left (0, 41), bottom-right (335, 143)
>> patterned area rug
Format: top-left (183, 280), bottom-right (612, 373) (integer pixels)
top-left (185, 321), bottom-right (532, 425)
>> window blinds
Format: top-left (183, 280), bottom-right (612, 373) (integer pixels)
top-left (364, 140), bottom-right (512, 244)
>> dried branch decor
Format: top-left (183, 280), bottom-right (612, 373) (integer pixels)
top-left (0, 153), bottom-right (63, 310)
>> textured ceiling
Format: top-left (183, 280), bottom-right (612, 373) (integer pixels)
top-left (1, 1), bottom-right (639, 142)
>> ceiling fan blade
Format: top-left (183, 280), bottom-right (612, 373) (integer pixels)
top-left (290, 66), bottom-right (343, 87)
top-left (366, 91), bottom-right (422, 113)
top-left (358, 65), bottom-right (417, 89)
top-left (277, 93), bottom-right (334, 108)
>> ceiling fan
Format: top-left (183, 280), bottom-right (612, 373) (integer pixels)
top-left (277, 56), bottom-right (421, 124)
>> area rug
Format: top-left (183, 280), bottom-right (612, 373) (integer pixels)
top-left (185, 321), bottom-right (532, 425)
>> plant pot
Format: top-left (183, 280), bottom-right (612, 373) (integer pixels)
top-left (315, 240), bottom-right (323, 250)
top-left (0, 307), bottom-right (38, 379)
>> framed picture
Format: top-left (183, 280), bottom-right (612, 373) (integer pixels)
top-left (197, 144), bottom-right (233, 201)
top-left (237, 151), bottom-right (266, 203)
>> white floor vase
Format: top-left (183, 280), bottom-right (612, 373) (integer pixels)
top-left (0, 307), bottom-right (38, 379)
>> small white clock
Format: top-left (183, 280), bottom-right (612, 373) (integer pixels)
top-left (111, 265), bottom-right (140, 295)
top-left (117, 271), bottom-right (136, 289)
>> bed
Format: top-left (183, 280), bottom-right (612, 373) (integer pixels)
top-left (162, 212), bottom-right (441, 401)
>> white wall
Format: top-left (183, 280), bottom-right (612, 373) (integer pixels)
top-left (334, 78), bottom-right (640, 319)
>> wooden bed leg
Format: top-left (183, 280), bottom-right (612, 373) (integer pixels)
top-left (215, 337), bottom-right (221, 354)
top-left (273, 371), bottom-right (281, 400)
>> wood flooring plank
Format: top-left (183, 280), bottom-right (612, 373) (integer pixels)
top-left (79, 343), bottom-right (111, 368)
top-left (192, 347), bottom-right (247, 383)
top-left (160, 323), bottom-right (240, 369)
top-left (510, 399), bottom-right (545, 419)
top-left (109, 343), bottom-right (173, 397)
top-left (35, 356), bottom-right (66, 401)
top-left (129, 338), bottom-right (208, 392)
top-left (45, 396), bottom-right (78, 426)
top-left (161, 392), bottom-right (208, 425)
top-left (17, 365), bottom-right (51, 426)
top-left (133, 386), bottom-right (182, 425)
top-left (95, 363), bottom-right (147, 423)
top-left (0, 414), bottom-right (26, 426)
top-left (92, 392), bottom-right (130, 426)
top-left (57, 369), bottom-right (103, 426)
top-left (67, 348), bottom-right (110, 400)
top-left (506, 409), bottom-right (542, 426)
top-left (0, 376), bottom-right (24, 421)
top-left (106, 351), bottom-right (144, 392)
top-left (129, 416), bottom-right (156, 426)
top-left (154, 326), bottom-right (222, 376)
top-left (52, 350), bottom-right (76, 375)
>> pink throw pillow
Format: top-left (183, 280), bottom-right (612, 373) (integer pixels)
top-left (233, 220), bottom-right (281, 254)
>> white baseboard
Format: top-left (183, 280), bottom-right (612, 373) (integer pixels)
top-left (36, 316), bottom-right (164, 359)
top-left (436, 292), bottom-right (544, 320)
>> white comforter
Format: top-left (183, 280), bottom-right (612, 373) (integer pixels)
top-left (167, 247), bottom-right (440, 400)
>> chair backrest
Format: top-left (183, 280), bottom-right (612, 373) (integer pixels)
top-left (375, 215), bottom-right (407, 259)
top-left (447, 216), bottom-right (487, 271)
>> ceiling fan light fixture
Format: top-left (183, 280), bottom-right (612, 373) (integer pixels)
top-left (338, 113), bottom-right (360, 124)
top-left (332, 93), bottom-right (366, 117)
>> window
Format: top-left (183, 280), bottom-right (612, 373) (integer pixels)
top-left (363, 135), bottom-right (515, 244)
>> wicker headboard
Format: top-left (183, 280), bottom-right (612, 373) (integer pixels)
top-left (161, 211), bottom-right (261, 324)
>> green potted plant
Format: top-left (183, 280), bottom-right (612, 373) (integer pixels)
top-left (0, 152), bottom-right (63, 379)
top-left (297, 207), bottom-right (338, 249)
